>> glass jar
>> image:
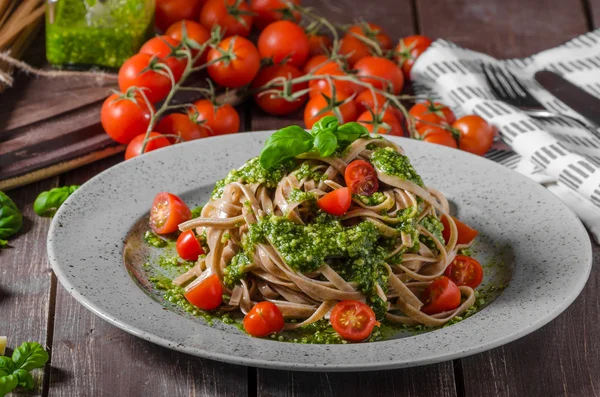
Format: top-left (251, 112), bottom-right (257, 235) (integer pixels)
top-left (46, 0), bottom-right (155, 69)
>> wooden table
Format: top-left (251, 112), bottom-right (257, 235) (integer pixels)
top-left (2, 0), bottom-right (600, 396)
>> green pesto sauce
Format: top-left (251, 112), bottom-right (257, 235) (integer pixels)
top-left (288, 189), bottom-right (316, 203)
top-left (354, 191), bottom-right (386, 206)
top-left (212, 158), bottom-right (296, 199)
top-left (370, 147), bottom-right (424, 186)
top-left (144, 230), bottom-right (167, 248)
top-left (191, 206), bottom-right (204, 218)
top-left (292, 163), bottom-right (325, 181)
top-left (419, 215), bottom-right (445, 252)
top-left (46, 0), bottom-right (154, 68)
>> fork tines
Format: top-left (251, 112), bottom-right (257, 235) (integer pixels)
top-left (482, 63), bottom-right (542, 108)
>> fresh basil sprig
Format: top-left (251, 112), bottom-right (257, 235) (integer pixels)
top-left (0, 342), bottom-right (49, 397)
top-left (259, 117), bottom-right (370, 169)
top-left (0, 191), bottom-right (22, 240)
top-left (33, 185), bottom-right (80, 218)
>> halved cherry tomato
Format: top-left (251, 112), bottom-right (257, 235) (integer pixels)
top-left (357, 108), bottom-right (404, 136)
top-left (190, 99), bottom-right (240, 135)
top-left (344, 160), bottom-right (379, 196)
top-left (101, 92), bottom-right (154, 144)
top-left (304, 92), bottom-right (358, 129)
top-left (200, 0), bottom-right (253, 38)
top-left (339, 23), bottom-right (392, 67)
top-left (125, 132), bottom-right (171, 160)
top-left (409, 101), bottom-right (456, 129)
top-left (330, 300), bottom-right (377, 342)
top-left (176, 230), bottom-right (205, 261)
top-left (249, 0), bottom-right (300, 30)
top-left (243, 301), bottom-right (285, 337)
top-left (155, 0), bottom-right (205, 32)
top-left (150, 192), bottom-right (192, 234)
top-left (139, 35), bottom-right (186, 82)
top-left (417, 126), bottom-right (457, 148)
top-left (155, 113), bottom-right (209, 142)
top-left (395, 35), bottom-right (433, 79)
top-left (184, 274), bottom-right (223, 310)
top-left (445, 255), bottom-right (483, 289)
top-left (251, 63), bottom-right (307, 115)
top-left (118, 53), bottom-right (173, 103)
top-left (317, 187), bottom-right (352, 216)
top-left (207, 36), bottom-right (261, 88)
top-left (165, 20), bottom-right (211, 66)
top-left (441, 215), bottom-right (479, 245)
top-left (257, 20), bottom-right (310, 69)
top-left (452, 115), bottom-right (494, 156)
top-left (308, 32), bottom-right (332, 56)
top-left (354, 56), bottom-right (404, 94)
top-left (421, 276), bottom-right (461, 315)
top-left (303, 54), bottom-right (333, 74)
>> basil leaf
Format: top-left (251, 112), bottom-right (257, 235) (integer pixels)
top-left (0, 357), bottom-right (15, 377)
top-left (11, 342), bottom-right (48, 372)
top-left (335, 122), bottom-right (370, 143)
top-left (13, 369), bottom-right (33, 389)
top-left (310, 116), bottom-right (339, 136)
top-left (0, 374), bottom-right (19, 397)
top-left (0, 239), bottom-right (7, 248)
top-left (33, 185), bottom-right (79, 218)
top-left (314, 131), bottom-right (337, 157)
top-left (0, 191), bottom-right (23, 240)
top-left (260, 126), bottom-right (314, 169)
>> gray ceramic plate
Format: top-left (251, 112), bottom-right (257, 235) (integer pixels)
top-left (47, 132), bottom-right (592, 371)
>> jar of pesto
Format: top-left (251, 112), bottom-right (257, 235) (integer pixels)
top-left (46, 0), bottom-right (155, 69)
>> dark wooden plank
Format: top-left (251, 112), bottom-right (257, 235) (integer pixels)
top-left (0, 177), bottom-right (59, 395)
top-left (47, 156), bottom-right (249, 397)
top-left (589, 0), bottom-right (600, 28)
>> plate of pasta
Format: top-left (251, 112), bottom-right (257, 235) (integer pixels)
top-left (47, 119), bottom-right (592, 371)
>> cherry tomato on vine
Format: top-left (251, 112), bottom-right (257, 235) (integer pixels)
top-left (150, 192), bottom-right (192, 235)
top-left (421, 276), bottom-right (461, 315)
top-left (125, 132), bottom-right (171, 160)
top-left (308, 62), bottom-right (357, 99)
top-left (452, 115), bottom-right (494, 156)
top-left (395, 35), bottom-right (433, 79)
top-left (357, 108), bottom-right (403, 136)
top-left (243, 301), bottom-right (285, 337)
top-left (191, 99), bottom-right (240, 135)
top-left (417, 126), bottom-right (457, 148)
top-left (249, 0), bottom-right (300, 30)
top-left (257, 20), bottom-right (310, 69)
top-left (330, 300), bottom-right (377, 342)
top-left (139, 35), bottom-right (186, 82)
top-left (308, 32), bottom-right (332, 56)
top-left (207, 36), bottom-right (261, 88)
top-left (344, 160), bottom-right (379, 196)
top-left (118, 53), bottom-right (172, 103)
top-left (339, 22), bottom-right (392, 67)
top-left (354, 90), bottom-right (388, 115)
top-left (441, 215), bottom-right (479, 245)
top-left (165, 20), bottom-right (211, 66)
top-left (304, 91), bottom-right (358, 128)
top-left (303, 54), bottom-right (333, 74)
top-left (445, 255), bottom-right (484, 289)
top-left (317, 187), bottom-right (352, 216)
top-left (155, 0), bottom-right (205, 32)
top-left (176, 230), bottom-right (205, 261)
top-left (409, 101), bottom-right (456, 129)
top-left (100, 92), bottom-right (154, 144)
top-left (355, 56), bottom-right (404, 94)
top-left (200, 0), bottom-right (253, 37)
top-left (251, 64), bottom-right (307, 115)
top-left (155, 113), bottom-right (209, 142)
top-left (185, 274), bottom-right (223, 310)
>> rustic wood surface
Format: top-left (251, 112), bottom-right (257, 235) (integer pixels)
top-left (2, 0), bottom-right (600, 396)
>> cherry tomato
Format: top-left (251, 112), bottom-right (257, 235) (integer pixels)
top-left (354, 56), bottom-right (404, 94)
top-left (165, 20), bottom-right (211, 66)
top-left (304, 92), bottom-right (358, 129)
top-left (200, 0), bottom-right (253, 37)
top-left (421, 276), bottom-right (461, 315)
top-left (339, 22), bottom-right (392, 67)
top-left (308, 32), bottom-right (332, 56)
top-left (317, 187), bottom-right (352, 216)
top-left (243, 301), bottom-right (285, 337)
top-left (100, 92), bottom-right (154, 144)
top-left (155, 113), bottom-right (209, 142)
top-left (139, 35), bottom-right (186, 82)
top-left (184, 274), bottom-right (223, 310)
top-left (409, 101), bottom-right (456, 129)
top-left (207, 36), bottom-right (260, 88)
top-left (445, 255), bottom-right (483, 289)
top-left (357, 109), bottom-right (404, 136)
top-left (452, 115), bottom-right (495, 156)
top-left (308, 62), bottom-right (357, 99)
top-left (176, 230), bottom-right (205, 261)
top-left (191, 99), bottom-right (240, 135)
top-left (257, 20), bottom-right (310, 69)
top-left (155, 0), bottom-right (205, 32)
top-left (303, 54), bottom-right (333, 74)
top-left (251, 64), bottom-right (307, 115)
top-left (417, 126), bottom-right (457, 148)
top-left (249, 0), bottom-right (300, 30)
top-left (125, 132), bottom-right (171, 160)
top-left (354, 90), bottom-right (388, 115)
top-left (150, 192), bottom-right (192, 235)
top-left (330, 300), bottom-right (377, 342)
top-left (118, 53), bottom-right (172, 103)
top-left (441, 215), bottom-right (479, 245)
top-left (395, 35), bottom-right (433, 79)
top-left (344, 160), bottom-right (379, 196)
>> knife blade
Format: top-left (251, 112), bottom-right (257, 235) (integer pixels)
top-left (534, 70), bottom-right (600, 128)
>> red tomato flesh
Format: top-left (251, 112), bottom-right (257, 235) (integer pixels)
top-left (421, 276), bottom-right (461, 315)
top-left (344, 160), bottom-right (379, 196)
top-left (150, 192), bottom-right (192, 234)
top-left (441, 215), bottom-right (479, 245)
top-left (330, 300), bottom-right (377, 342)
top-left (317, 187), bottom-right (352, 216)
top-left (176, 230), bottom-right (205, 261)
top-left (243, 301), bottom-right (285, 337)
top-left (445, 255), bottom-right (483, 289)
top-left (184, 274), bottom-right (223, 310)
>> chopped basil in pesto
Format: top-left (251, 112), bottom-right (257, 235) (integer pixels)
top-left (370, 147), bottom-right (424, 186)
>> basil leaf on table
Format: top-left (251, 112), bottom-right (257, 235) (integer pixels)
top-left (0, 342), bottom-right (48, 397)
top-left (313, 130), bottom-right (338, 157)
top-left (0, 357), bottom-right (15, 377)
top-left (0, 374), bottom-right (19, 397)
top-left (0, 191), bottom-right (23, 240)
top-left (260, 126), bottom-right (314, 169)
top-left (11, 342), bottom-right (49, 371)
top-left (33, 185), bottom-right (80, 218)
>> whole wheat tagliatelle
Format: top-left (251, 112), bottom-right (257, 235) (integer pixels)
top-left (175, 136), bottom-right (476, 331)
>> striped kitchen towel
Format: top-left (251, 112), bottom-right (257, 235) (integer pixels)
top-left (411, 29), bottom-right (600, 242)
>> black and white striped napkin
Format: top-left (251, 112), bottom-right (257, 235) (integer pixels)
top-left (411, 29), bottom-right (600, 241)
